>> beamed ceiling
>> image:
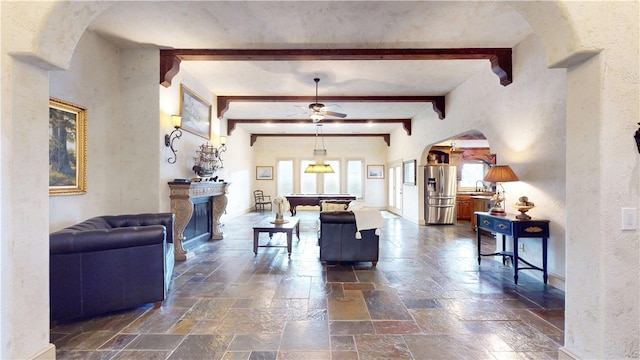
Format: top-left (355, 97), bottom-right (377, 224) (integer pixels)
top-left (87, 1), bottom-right (534, 143)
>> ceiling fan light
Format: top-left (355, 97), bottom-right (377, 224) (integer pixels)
top-left (310, 113), bottom-right (324, 121)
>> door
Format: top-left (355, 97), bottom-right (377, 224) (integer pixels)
top-left (387, 160), bottom-right (403, 215)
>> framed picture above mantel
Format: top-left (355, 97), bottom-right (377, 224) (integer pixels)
top-left (180, 84), bottom-right (212, 140)
top-left (49, 98), bottom-right (87, 196)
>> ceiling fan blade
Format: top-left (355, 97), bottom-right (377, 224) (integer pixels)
top-left (324, 110), bottom-right (347, 118)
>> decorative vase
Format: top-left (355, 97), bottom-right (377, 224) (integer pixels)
top-left (274, 212), bottom-right (285, 224)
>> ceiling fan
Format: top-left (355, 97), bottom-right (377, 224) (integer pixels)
top-left (304, 78), bottom-right (347, 122)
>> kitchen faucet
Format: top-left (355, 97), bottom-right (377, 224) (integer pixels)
top-left (476, 180), bottom-right (487, 192)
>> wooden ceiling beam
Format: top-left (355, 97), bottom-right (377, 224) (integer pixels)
top-left (218, 95), bottom-right (444, 120)
top-left (159, 48), bottom-right (512, 87)
top-left (249, 133), bottom-right (391, 147)
top-left (227, 119), bottom-right (411, 136)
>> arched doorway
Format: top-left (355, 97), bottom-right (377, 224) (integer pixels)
top-left (421, 131), bottom-right (495, 226)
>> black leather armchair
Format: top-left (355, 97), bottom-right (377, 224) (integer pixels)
top-left (49, 213), bottom-right (175, 322)
top-left (319, 211), bottom-right (379, 266)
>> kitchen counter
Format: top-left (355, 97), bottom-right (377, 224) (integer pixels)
top-left (471, 195), bottom-right (494, 200)
top-left (457, 193), bottom-right (495, 221)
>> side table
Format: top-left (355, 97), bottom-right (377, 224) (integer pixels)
top-left (475, 211), bottom-right (549, 284)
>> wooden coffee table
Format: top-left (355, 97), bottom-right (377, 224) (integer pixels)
top-left (253, 217), bottom-right (300, 257)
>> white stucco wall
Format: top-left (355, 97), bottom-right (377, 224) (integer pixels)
top-left (49, 31), bottom-right (123, 230)
top-left (118, 48), bottom-right (162, 213)
top-left (561, 2), bottom-right (640, 358)
top-left (158, 69), bottom-right (250, 218)
top-left (49, 34), bottom-right (165, 231)
top-left (389, 33), bottom-right (567, 286)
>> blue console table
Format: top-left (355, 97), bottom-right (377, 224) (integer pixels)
top-left (475, 212), bottom-right (549, 284)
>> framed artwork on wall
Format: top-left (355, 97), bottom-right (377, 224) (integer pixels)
top-left (49, 98), bottom-right (87, 196)
top-left (367, 165), bottom-right (385, 179)
top-left (256, 166), bottom-right (273, 180)
top-left (403, 159), bottom-right (416, 185)
top-left (180, 84), bottom-right (211, 140)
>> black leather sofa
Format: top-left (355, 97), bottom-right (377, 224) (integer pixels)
top-left (49, 213), bottom-right (175, 322)
top-left (319, 210), bottom-right (379, 266)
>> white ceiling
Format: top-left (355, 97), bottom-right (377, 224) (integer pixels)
top-left (88, 1), bottom-right (532, 136)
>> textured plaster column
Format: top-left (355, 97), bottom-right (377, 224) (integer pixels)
top-left (512, 3), bottom-right (640, 358)
top-left (561, 4), bottom-right (640, 359)
top-left (564, 54), bottom-right (606, 360)
top-left (1, 3), bottom-right (113, 358)
top-left (0, 58), bottom-right (54, 359)
top-left (120, 48), bottom-right (162, 213)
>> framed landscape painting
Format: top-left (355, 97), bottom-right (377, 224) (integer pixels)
top-left (49, 98), bottom-right (87, 195)
top-left (367, 165), bottom-right (384, 179)
top-left (180, 84), bottom-right (211, 140)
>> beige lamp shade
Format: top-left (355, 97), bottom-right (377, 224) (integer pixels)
top-left (484, 165), bottom-right (519, 183)
top-left (483, 164), bottom-right (518, 216)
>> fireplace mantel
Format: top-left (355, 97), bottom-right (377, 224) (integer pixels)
top-left (168, 181), bottom-right (230, 260)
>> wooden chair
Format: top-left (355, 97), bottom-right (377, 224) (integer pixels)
top-left (254, 190), bottom-right (272, 212)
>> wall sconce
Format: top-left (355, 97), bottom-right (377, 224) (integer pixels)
top-left (165, 115), bottom-right (182, 164)
top-left (217, 136), bottom-right (228, 168)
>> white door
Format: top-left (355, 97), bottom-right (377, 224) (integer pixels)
top-left (387, 160), bottom-right (403, 215)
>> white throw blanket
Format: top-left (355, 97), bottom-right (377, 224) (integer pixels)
top-left (352, 209), bottom-right (384, 239)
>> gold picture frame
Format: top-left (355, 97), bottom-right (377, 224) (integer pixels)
top-left (49, 98), bottom-right (87, 195)
top-left (180, 84), bottom-right (212, 140)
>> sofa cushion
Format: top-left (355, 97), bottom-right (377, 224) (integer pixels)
top-left (322, 202), bottom-right (348, 211)
top-left (50, 226), bottom-right (167, 255)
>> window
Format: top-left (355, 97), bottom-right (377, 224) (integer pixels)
top-left (276, 160), bottom-right (294, 196)
top-left (279, 159), bottom-right (361, 196)
top-left (299, 159), bottom-right (346, 194)
top-left (323, 160), bottom-right (340, 193)
top-left (300, 160), bottom-right (317, 193)
top-left (346, 160), bottom-right (364, 198)
top-left (459, 161), bottom-right (490, 189)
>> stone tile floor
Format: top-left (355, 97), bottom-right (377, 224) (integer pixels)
top-left (51, 210), bottom-right (564, 359)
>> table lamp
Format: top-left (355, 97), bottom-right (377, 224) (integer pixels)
top-left (483, 164), bottom-right (519, 216)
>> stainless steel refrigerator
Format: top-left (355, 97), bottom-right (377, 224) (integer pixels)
top-left (424, 165), bottom-right (457, 224)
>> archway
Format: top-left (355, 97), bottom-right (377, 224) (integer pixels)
top-left (419, 130), bottom-right (495, 226)
top-left (6, 2), bottom-right (628, 360)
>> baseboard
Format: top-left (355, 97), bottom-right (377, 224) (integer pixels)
top-left (558, 346), bottom-right (579, 360)
top-left (548, 273), bottom-right (565, 291)
top-left (29, 344), bottom-right (56, 360)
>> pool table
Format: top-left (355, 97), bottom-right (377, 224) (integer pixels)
top-left (285, 194), bottom-right (356, 216)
